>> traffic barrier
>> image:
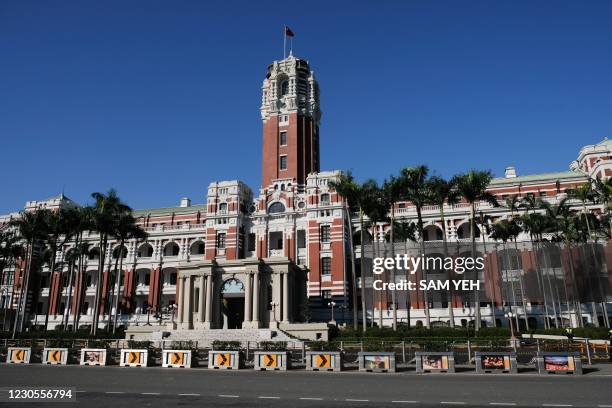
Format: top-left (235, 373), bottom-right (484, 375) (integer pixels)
top-left (415, 351), bottom-right (455, 373)
top-left (358, 351), bottom-right (396, 373)
top-left (119, 349), bottom-right (149, 367)
top-left (474, 351), bottom-right (517, 374)
top-left (253, 351), bottom-right (290, 371)
top-left (208, 350), bottom-right (241, 370)
top-left (536, 351), bottom-right (582, 375)
top-left (42, 348), bottom-right (69, 365)
top-left (6, 347), bottom-right (31, 364)
top-left (305, 351), bottom-right (343, 372)
top-left (162, 350), bottom-right (192, 368)
top-left (80, 349), bottom-right (108, 366)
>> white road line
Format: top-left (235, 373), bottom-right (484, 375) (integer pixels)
top-left (441, 402), bottom-right (466, 405)
top-left (490, 404), bottom-right (517, 406)
top-left (392, 401), bottom-right (419, 404)
top-left (141, 393), bottom-right (160, 395)
top-left (300, 397), bottom-right (324, 401)
top-left (346, 399), bottom-right (370, 402)
top-left (598, 405), bottom-right (612, 408)
top-left (218, 395), bottom-right (240, 398)
top-left (542, 405), bottom-right (572, 407)
top-left (178, 393), bottom-right (200, 396)
top-left (105, 391), bottom-right (125, 394)
top-left (258, 396), bottom-right (281, 399)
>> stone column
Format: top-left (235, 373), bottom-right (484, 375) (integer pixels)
top-left (198, 275), bottom-right (205, 323)
top-left (282, 272), bottom-right (289, 323)
top-left (177, 277), bottom-right (184, 324)
top-left (204, 274), bottom-right (213, 328)
top-left (252, 272), bottom-right (260, 326)
top-left (244, 273), bottom-right (252, 324)
top-left (184, 276), bottom-right (193, 328)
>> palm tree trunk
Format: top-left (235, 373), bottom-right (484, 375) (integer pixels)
top-left (43, 246), bottom-right (58, 332)
top-left (359, 209), bottom-right (367, 332)
top-left (481, 228), bottom-right (496, 327)
top-left (390, 206), bottom-right (397, 331)
top-left (512, 239), bottom-right (529, 330)
top-left (91, 235), bottom-right (106, 335)
top-left (470, 203), bottom-right (480, 330)
top-left (566, 243), bottom-right (583, 327)
top-left (13, 241), bottom-right (33, 338)
top-left (441, 206), bottom-right (455, 328)
top-left (416, 206), bottom-right (430, 329)
top-left (113, 241), bottom-right (126, 333)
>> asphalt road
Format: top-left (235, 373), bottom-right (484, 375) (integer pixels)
top-left (0, 364), bottom-right (611, 408)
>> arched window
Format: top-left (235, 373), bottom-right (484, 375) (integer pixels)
top-left (190, 241), bottom-right (205, 255)
top-left (320, 193), bottom-right (330, 205)
top-left (138, 243), bottom-right (153, 258)
top-left (280, 80), bottom-right (289, 96)
top-left (164, 242), bottom-right (180, 257)
top-left (268, 202), bottom-right (285, 214)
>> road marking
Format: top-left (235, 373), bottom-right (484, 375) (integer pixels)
top-left (105, 391), bottom-right (125, 394)
top-left (490, 404), bottom-right (517, 406)
top-left (542, 405), bottom-right (572, 407)
top-left (258, 396), bottom-right (280, 399)
top-left (178, 393), bottom-right (200, 396)
top-left (218, 395), bottom-right (240, 398)
top-left (346, 399), bottom-right (370, 402)
top-left (392, 401), bottom-right (419, 404)
top-left (300, 397), bottom-right (324, 401)
top-left (441, 402), bottom-right (466, 405)
top-left (598, 406), bottom-right (612, 408)
top-left (141, 393), bottom-right (160, 395)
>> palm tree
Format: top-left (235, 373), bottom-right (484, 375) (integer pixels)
top-left (382, 175), bottom-right (404, 330)
top-left (593, 177), bottom-right (612, 237)
top-left (90, 189), bottom-right (130, 335)
top-left (507, 217), bottom-right (530, 330)
top-left (490, 220), bottom-right (517, 327)
top-left (455, 170), bottom-right (499, 331)
top-left (475, 211), bottom-right (497, 326)
top-left (400, 165), bottom-right (431, 328)
top-left (426, 175), bottom-right (459, 327)
top-left (329, 171), bottom-right (361, 330)
top-left (329, 174), bottom-right (378, 331)
top-left (111, 213), bottom-right (147, 333)
top-left (571, 181), bottom-right (609, 327)
top-left (0, 230), bottom-right (23, 331)
top-left (363, 184), bottom-right (388, 328)
top-left (9, 209), bottom-right (50, 336)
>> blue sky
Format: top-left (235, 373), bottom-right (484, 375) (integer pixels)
top-left (1, 0), bottom-right (611, 213)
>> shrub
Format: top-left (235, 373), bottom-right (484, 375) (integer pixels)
top-left (127, 340), bottom-right (152, 349)
top-left (212, 340), bottom-right (241, 351)
top-left (308, 341), bottom-right (340, 351)
top-left (362, 340), bottom-right (394, 352)
top-left (259, 341), bottom-right (287, 351)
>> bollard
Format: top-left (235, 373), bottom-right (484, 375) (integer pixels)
top-left (467, 340), bottom-right (472, 362)
top-left (585, 339), bottom-right (592, 366)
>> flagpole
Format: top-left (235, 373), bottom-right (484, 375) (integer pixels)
top-left (283, 26), bottom-right (286, 59)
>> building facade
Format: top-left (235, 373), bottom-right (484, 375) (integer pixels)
top-left (0, 52), bottom-right (610, 333)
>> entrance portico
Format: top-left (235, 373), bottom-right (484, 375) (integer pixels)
top-left (176, 257), bottom-right (306, 330)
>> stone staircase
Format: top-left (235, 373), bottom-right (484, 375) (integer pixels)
top-left (152, 328), bottom-right (299, 347)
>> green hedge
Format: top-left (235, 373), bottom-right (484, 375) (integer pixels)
top-left (258, 341), bottom-right (287, 351)
top-left (334, 326), bottom-right (610, 340)
top-left (0, 328), bottom-right (125, 340)
top-left (212, 340), bottom-right (241, 351)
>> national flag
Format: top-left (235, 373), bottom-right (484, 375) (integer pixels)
top-left (285, 26), bottom-right (295, 37)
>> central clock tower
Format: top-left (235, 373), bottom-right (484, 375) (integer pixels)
top-left (260, 53), bottom-right (321, 189)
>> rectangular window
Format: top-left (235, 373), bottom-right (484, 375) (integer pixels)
top-left (321, 257), bottom-right (331, 275)
top-left (216, 233), bottom-right (226, 249)
top-left (279, 155), bottom-right (287, 170)
top-left (279, 131), bottom-right (287, 146)
top-left (539, 191), bottom-right (547, 197)
top-left (297, 230), bottom-right (306, 248)
top-left (248, 233), bottom-right (256, 251)
top-left (320, 225), bottom-right (331, 242)
top-left (322, 290), bottom-right (332, 299)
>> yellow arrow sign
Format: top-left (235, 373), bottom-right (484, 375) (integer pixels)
top-left (217, 353), bottom-right (230, 366)
top-left (13, 349), bottom-right (25, 362)
top-left (315, 354), bottom-right (331, 368)
top-left (263, 354), bottom-right (277, 367)
top-left (49, 350), bottom-right (61, 362)
top-left (171, 352), bottom-right (184, 365)
top-left (129, 352), bottom-right (140, 364)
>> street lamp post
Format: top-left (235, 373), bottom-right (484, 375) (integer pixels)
top-left (270, 301), bottom-right (279, 322)
top-left (328, 301), bottom-right (336, 325)
top-left (505, 311), bottom-right (517, 351)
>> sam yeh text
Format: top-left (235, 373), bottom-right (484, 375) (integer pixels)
top-left (373, 279), bottom-right (481, 291)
